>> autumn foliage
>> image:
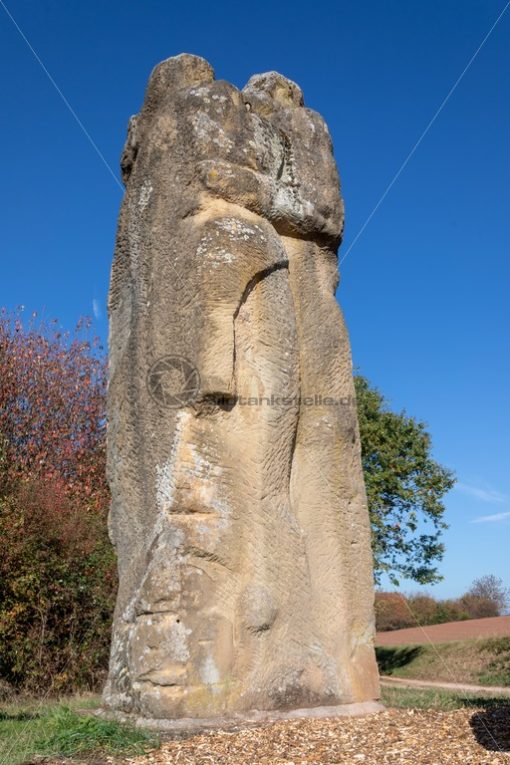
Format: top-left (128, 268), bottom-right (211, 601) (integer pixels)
top-left (375, 575), bottom-right (509, 632)
top-left (0, 309), bottom-right (115, 693)
top-left (374, 592), bottom-right (413, 632)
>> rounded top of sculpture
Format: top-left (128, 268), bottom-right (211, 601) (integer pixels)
top-left (244, 72), bottom-right (304, 107)
top-left (153, 53), bottom-right (215, 83)
top-left (243, 71), bottom-right (304, 111)
top-left (122, 54), bottom-right (343, 245)
top-left (145, 54), bottom-right (215, 109)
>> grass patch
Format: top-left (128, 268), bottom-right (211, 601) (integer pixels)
top-left (0, 695), bottom-right (159, 765)
top-left (381, 684), bottom-right (510, 711)
top-left (376, 636), bottom-right (510, 686)
top-left (477, 637), bottom-right (510, 686)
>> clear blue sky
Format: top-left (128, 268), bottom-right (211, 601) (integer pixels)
top-left (1, 0), bottom-right (509, 599)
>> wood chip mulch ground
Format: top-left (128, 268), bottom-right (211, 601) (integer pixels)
top-left (94, 706), bottom-right (510, 765)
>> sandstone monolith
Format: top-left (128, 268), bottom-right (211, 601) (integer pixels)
top-left (103, 54), bottom-right (380, 724)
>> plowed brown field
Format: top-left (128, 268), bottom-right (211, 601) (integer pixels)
top-left (377, 615), bottom-right (510, 645)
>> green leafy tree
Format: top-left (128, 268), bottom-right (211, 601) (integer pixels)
top-left (355, 375), bottom-right (455, 586)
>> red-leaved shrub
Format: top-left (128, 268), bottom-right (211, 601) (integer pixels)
top-left (0, 309), bottom-right (115, 693)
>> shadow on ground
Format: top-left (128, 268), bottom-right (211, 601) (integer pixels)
top-left (469, 703), bottom-right (510, 752)
top-left (376, 646), bottom-right (423, 674)
top-left (0, 709), bottom-right (40, 721)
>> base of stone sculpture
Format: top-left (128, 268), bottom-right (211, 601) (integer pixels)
top-left (98, 700), bottom-right (384, 733)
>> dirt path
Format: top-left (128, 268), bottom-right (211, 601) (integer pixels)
top-left (381, 675), bottom-right (510, 696)
top-left (377, 615), bottom-right (510, 645)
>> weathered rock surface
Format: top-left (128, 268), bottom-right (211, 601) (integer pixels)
top-left (104, 53), bottom-right (380, 720)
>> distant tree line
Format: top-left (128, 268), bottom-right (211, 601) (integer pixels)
top-left (375, 575), bottom-right (509, 632)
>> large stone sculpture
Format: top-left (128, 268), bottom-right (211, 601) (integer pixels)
top-left (104, 54), bottom-right (380, 724)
